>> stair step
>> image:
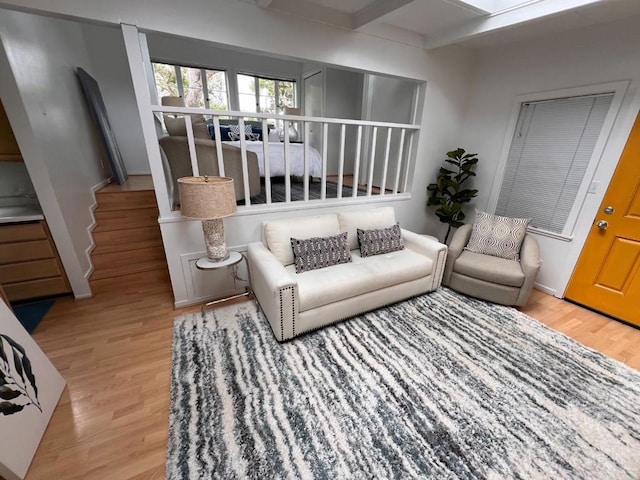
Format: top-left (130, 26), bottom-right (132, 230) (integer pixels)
top-left (93, 207), bottom-right (159, 232)
top-left (90, 268), bottom-right (171, 294)
top-left (95, 190), bottom-right (157, 212)
top-left (92, 238), bottom-right (163, 256)
top-left (92, 226), bottom-right (162, 255)
top-left (90, 260), bottom-right (168, 281)
top-left (92, 245), bottom-right (166, 271)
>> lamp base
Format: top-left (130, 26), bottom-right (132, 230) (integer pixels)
top-left (202, 218), bottom-right (228, 262)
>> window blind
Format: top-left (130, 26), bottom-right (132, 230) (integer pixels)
top-left (496, 93), bottom-right (613, 234)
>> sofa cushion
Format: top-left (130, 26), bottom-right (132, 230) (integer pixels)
top-left (465, 210), bottom-right (530, 260)
top-left (263, 214), bottom-right (341, 266)
top-left (358, 224), bottom-right (405, 257)
top-left (291, 232), bottom-right (352, 273)
top-left (290, 249), bottom-right (433, 312)
top-left (338, 207), bottom-right (397, 250)
top-left (453, 251), bottom-right (525, 287)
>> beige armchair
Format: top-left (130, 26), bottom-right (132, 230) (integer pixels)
top-left (443, 224), bottom-right (540, 307)
top-left (159, 136), bottom-right (261, 204)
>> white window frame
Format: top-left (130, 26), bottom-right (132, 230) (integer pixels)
top-left (237, 72), bottom-right (297, 113)
top-left (487, 81), bottom-right (629, 241)
top-left (151, 60), bottom-right (230, 110)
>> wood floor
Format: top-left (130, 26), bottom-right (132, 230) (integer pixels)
top-left (22, 275), bottom-right (640, 479)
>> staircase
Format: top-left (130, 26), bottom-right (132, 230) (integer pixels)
top-left (89, 176), bottom-right (169, 291)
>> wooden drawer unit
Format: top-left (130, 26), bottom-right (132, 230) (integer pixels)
top-left (0, 220), bottom-right (71, 302)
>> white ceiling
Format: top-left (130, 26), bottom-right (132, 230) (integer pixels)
top-left (255, 0), bottom-right (640, 50)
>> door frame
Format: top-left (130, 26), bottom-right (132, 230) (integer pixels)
top-left (559, 87), bottom-right (640, 296)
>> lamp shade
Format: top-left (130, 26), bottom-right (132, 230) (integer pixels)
top-left (178, 176), bottom-right (237, 220)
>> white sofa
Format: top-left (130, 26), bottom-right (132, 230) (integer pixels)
top-left (247, 207), bottom-right (448, 341)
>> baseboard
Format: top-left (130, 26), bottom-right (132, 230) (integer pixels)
top-left (534, 283), bottom-right (557, 297)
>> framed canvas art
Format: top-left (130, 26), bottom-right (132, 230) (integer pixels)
top-left (0, 300), bottom-right (65, 480)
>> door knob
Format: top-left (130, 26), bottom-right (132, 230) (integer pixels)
top-left (596, 220), bottom-right (608, 230)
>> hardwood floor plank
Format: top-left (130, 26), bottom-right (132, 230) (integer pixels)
top-left (21, 280), bottom-right (639, 479)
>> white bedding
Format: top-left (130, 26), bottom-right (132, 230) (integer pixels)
top-left (223, 141), bottom-right (322, 178)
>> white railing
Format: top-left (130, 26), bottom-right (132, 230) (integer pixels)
top-left (153, 105), bottom-right (420, 210)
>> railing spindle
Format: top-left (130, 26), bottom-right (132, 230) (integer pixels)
top-left (337, 124), bottom-right (346, 199)
top-left (212, 116), bottom-right (225, 177)
top-left (366, 126), bottom-right (378, 196)
top-left (284, 120), bottom-right (291, 203)
top-left (184, 116), bottom-right (199, 177)
top-left (261, 119), bottom-right (272, 205)
top-left (352, 125), bottom-right (362, 198)
top-left (321, 123), bottom-right (328, 200)
top-left (393, 129), bottom-right (406, 194)
top-left (380, 127), bottom-right (392, 196)
top-left (304, 121), bottom-right (310, 202)
top-left (238, 117), bottom-right (251, 206)
top-left (402, 131), bottom-right (414, 194)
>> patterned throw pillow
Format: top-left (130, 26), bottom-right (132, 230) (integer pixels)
top-left (229, 124), bottom-right (253, 140)
top-left (291, 232), bottom-right (352, 274)
top-left (357, 224), bottom-right (405, 257)
top-left (465, 210), bottom-right (531, 260)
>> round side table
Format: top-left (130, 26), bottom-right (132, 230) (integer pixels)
top-left (196, 251), bottom-right (252, 312)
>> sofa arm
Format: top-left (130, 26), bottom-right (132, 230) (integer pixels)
top-left (443, 224), bottom-right (473, 285)
top-left (247, 242), bottom-right (299, 341)
top-left (401, 230), bottom-right (448, 291)
top-left (515, 234), bottom-right (541, 307)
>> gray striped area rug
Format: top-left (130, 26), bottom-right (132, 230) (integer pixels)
top-left (168, 288), bottom-right (640, 479)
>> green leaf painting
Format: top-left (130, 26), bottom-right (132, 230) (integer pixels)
top-left (0, 334), bottom-right (41, 415)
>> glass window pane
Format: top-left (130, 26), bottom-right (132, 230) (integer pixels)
top-left (237, 74), bottom-right (256, 95)
top-left (206, 70), bottom-right (229, 110)
top-left (180, 67), bottom-right (205, 108)
top-left (152, 62), bottom-right (179, 101)
top-left (278, 81), bottom-right (296, 110)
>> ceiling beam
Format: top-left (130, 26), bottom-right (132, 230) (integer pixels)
top-left (266, 0), bottom-right (353, 29)
top-left (423, 0), bottom-right (606, 49)
top-left (353, 0), bottom-right (417, 30)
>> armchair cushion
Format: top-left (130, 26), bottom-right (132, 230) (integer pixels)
top-left (453, 251), bottom-right (525, 287)
top-left (465, 210), bottom-right (530, 260)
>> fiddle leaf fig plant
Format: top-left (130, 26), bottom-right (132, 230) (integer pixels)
top-left (427, 148), bottom-right (479, 244)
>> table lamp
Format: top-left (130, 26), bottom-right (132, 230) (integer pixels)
top-left (178, 176), bottom-right (237, 262)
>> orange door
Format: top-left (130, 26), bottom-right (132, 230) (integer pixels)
top-left (565, 113), bottom-right (640, 326)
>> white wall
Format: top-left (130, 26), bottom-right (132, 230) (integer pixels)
top-left (0, 9), bottom-right (110, 297)
top-left (459, 16), bottom-right (640, 296)
top-left (81, 23), bottom-right (149, 174)
top-left (0, 0), bottom-right (476, 306)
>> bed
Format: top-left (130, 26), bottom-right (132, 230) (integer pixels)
top-left (223, 140), bottom-right (323, 178)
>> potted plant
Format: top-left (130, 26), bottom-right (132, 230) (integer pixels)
top-left (427, 148), bottom-right (479, 244)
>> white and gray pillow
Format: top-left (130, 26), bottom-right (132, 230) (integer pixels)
top-left (465, 210), bottom-right (530, 260)
top-left (290, 232), bottom-right (352, 274)
top-left (357, 224), bottom-right (405, 257)
top-left (229, 124), bottom-right (253, 140)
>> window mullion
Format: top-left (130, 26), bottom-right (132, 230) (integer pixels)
top-left (175, 66), bottom-right (184, 98)
top-left (254, 77), bottom-right (260, 113)
top-left (201, 68), bottom-right (210, 110)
